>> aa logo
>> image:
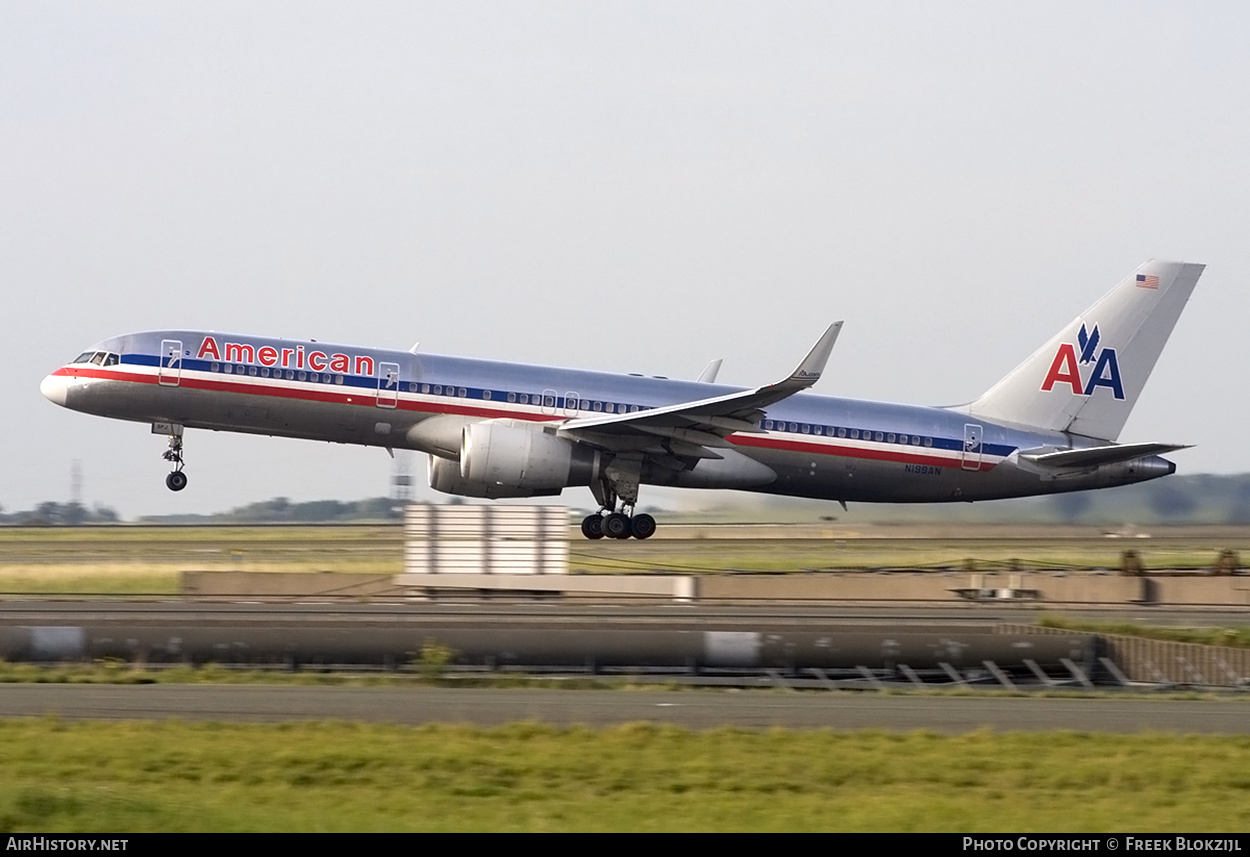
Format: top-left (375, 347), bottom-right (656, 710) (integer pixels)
top-left (1040, 323), bottom-right (1125, 400)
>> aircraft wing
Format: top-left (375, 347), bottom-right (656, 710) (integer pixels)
top-left (557, 323), bottom-right (841, 454)
top-left (1017, 441), bottom-right (1191, 470)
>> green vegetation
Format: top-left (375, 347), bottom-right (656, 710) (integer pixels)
top-left (139, 495), bottom-right (401, 525)
top-left (415, 639), bottom-right (457, 680)
top-left (0, 522), bottom-right (1245, 591)
top-left (572, 534), bottom-right (1248, 573)
top-left (0, 720), bottom-right (1246, 832)
top-left (0, 525), bottom-right (403, 593)
top-left (1037, 616), bottom-right (1250, 649)
top-left (0, 660), bottom-right (651, 690)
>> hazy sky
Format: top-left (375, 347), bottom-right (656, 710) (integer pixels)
top-left (3, 2), bottom-right (1248, 519)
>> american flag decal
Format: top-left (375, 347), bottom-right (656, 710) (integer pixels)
top-left (1136, 273), bottom-right (1159, 289)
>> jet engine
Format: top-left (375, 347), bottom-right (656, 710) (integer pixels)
top-left (428, 455), bottom-right (561, 499)
top-left (460, 421), bottom-right (601, 492)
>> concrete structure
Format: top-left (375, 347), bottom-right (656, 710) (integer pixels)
top-left (404, 503), bottom-right (569, 575)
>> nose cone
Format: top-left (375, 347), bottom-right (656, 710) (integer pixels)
top-left (40, 372), bottom-right (69, 407)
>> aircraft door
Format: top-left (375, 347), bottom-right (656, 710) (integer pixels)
top-left (563, 391), bottom-right (580, 418)
top-left (159, 340), bottom-right (182, 387)
top-left (377, 362), bottom-right (400, 409)
top-left (541, 389), bottom-right (558, 416)
top-left (961, 423), bottom-right (982, 471)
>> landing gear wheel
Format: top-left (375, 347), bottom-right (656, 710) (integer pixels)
top-left (581, 514), bottom-right (605, 540)
top-left (161, 428), bottom-right (187, 492)
top-left (629, 513), bottom-right (657, 540)
top-left (604, 512), bottom-right (632, 539)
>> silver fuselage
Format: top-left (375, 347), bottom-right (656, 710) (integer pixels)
top-left (41, 330), bottom-right (1175, 504)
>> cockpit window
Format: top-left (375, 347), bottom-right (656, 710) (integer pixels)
top-left (70, 351), bottom-right (119, 366)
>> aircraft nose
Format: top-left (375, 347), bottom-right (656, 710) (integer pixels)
top-left (40, 373), bottom-right (69, 406)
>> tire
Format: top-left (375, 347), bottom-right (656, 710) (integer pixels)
top-left (604, 512), bottom-right (632, 539)
top-left (581, 514), bottom-right (605, 540)
top-left (629, 513), bottom-right (657, 540)
top-left (166, 471), bottom-right (188, 492)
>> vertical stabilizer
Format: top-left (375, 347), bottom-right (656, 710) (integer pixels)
top-left (966, 260), bottom-right (1203, 440)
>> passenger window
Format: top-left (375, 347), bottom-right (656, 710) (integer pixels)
top-left (605, 403), bottom-right (615, 413)
top-left (837, 428), bottom-right (846, 438)
top-left (593, 401), bottom-right (602, 412)
top-left (211, 363), bottom-right (220, 372)
top-left (519, 394), bottom-right (528, 405)
top-left (482, 390), bottom-right (491, 400)
top-left (924, 437), bottom-right (933, 447)
top-left (298, 371), bottom-right (306, 381)
top-left (887, 433), bottom-right (896, 443)
top-left (223, 364), bottom-right (233, 374)
top-left (458, 387), bottom-right (467, 398)
top-left (249, 366), bottom-right (258, 376)
top-left (433, 385), bottom-right (442, 395)
top-left (335, 375), bottom-right (344, 385)
top-left (850, 430), bottom-right (859, 439)
top-left (874, 432), bottom-right (883, 442)
top-left (261, 368), bottom-right (270, 377)
top-left (802, 424), bottom-right (810, 434)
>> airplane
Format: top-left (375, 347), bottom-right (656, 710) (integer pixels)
top-left (41, 259), bottom-right (1203, 540)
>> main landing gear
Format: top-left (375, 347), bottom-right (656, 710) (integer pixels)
top-left (581, 509), bottom-right (657, 541)
top-left (161, 425), bottom-right (188, 492)
top-left (581, 459), bottom-right (656, 539)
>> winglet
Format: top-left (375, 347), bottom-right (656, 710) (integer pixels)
top-left (778, 322), bottom-right (842, 391)
top-left (697, 358), bottom-right (723, 384)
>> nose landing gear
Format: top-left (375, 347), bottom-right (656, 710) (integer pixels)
top-left (158, 424), bottom-right (188, 492)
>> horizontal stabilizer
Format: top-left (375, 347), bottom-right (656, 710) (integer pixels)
top-left (1017, 442), bottom-right (1191, 470)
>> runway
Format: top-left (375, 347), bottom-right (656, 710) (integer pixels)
top-left (2, 684), bottom-right (1247, 732)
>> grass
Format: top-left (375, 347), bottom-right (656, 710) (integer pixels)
top-left (0, 721), bottom-right (1247, 832)
top-left (1037, 616), bottom-right (1250, 649)
top-left (0, 659), bottom-right (661, 689)
top-left (0, 525), bottom-right (403, 593)
top-left (1, 525), bottom-right (1246, 591)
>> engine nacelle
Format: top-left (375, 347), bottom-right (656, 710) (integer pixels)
top-left (460, 421), bottom-right (601, 491)
top-left (428, 455), bottom-right (560, 499)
